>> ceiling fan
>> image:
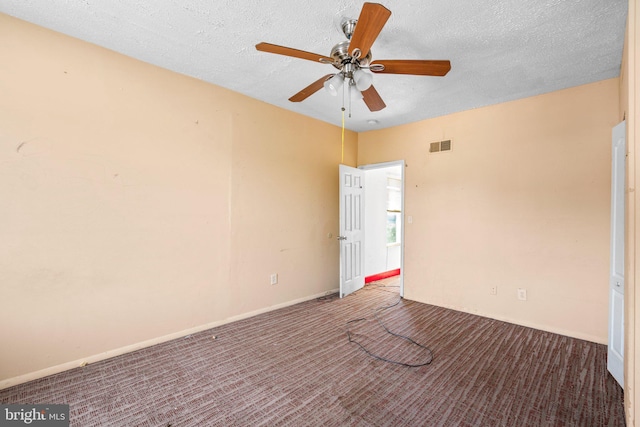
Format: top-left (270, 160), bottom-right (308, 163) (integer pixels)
top-left (255, 2), bottom-right (451, 112)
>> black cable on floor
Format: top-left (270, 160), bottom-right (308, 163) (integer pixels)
top-left (346, 294), bottom-right (433, 367)
top-left (367, 282), bottom-right (400, 288)
top-left (364, 282), bottom-right (401, 294)
top-left (317, 292), bottom-right (339, 302)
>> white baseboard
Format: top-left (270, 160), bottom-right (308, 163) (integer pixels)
top-left (431, 301), bottom-right (606, 345)
top-left (0, 288), bottom-right (339, 390)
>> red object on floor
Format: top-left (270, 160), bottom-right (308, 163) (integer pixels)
top-left (365, 268), bottom-right (401, 283)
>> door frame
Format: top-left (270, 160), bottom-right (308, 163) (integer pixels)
top-left (359, 160), bottom-right (406, 298)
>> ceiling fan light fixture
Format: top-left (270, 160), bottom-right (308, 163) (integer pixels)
top-left (256, 3), bottom-right (451, 114)
top-left (324, 73), bottom-right (344, 96)
top-left (354, 69), bottom-right (373, 91)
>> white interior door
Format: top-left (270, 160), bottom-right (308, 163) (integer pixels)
top-left (339, 164), bottom-right (365, 297)
top-left (608, 120), bottom-right (625, 387)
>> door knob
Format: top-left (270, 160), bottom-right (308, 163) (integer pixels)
top-left (337, 236), bottom-right (347, 241)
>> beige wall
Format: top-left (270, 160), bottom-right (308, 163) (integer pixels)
top-left (0, 13), bottom-right (357, 386)
top-left (359, 78), bottom-right (619, 344)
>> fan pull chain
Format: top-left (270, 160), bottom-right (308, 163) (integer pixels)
top-left (348, 83), bottom-right (353, 118)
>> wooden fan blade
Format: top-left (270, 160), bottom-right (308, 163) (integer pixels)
top-left (362, 85), bottom-right (386, 111)
top-left (348, 3), bottom-right (391, 59)
top-left (256, 42), bottom-right (333, 64)
top-left (370, 60), bottom-right (451, 76)
top-left (289, 74), bottom-right (334, 102)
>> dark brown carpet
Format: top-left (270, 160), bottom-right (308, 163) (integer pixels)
top-left (0, 279), bottom-right (625, 426)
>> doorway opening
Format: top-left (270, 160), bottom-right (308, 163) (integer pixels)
top-left (360, 160), bottom-right (405, 297)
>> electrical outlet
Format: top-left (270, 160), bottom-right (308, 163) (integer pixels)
top-left (490, 286), bottom-right (497, 295)
top-left (270, 274), bottom-right (278, 285)
top-left (517, 288), bottom-right (527, 301)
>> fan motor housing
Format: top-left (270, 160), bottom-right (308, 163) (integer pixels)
top-left (329, 41), bottom-right (371, 70)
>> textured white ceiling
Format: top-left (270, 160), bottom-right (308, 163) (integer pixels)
top-left (0, 0), bottom-right (628, 132)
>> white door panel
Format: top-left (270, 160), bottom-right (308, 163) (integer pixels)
top-left (339, 165), bottom-right (365, 297)
top-left (608, 120), bottom-right (625, 387)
